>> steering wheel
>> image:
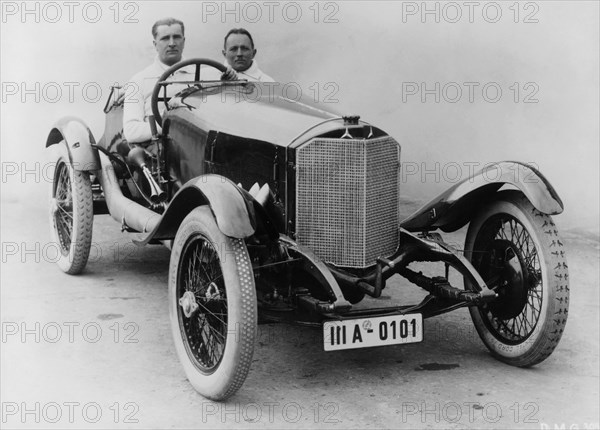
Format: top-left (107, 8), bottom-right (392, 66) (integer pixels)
top-left (151, 58), bottom-right (227, 127)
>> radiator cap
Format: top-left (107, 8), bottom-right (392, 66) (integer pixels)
top-left (343, 115), bottom-right (360, 125)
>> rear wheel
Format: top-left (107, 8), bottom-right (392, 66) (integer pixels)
top-left (49, 145), bottom-right (93, 274)
top-left (464, 191), bottom-right (569, 367)
top-left (169, 206), bottom-right (257, 400)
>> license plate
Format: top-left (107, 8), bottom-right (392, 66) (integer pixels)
top-left (323, 314), bottom-right (423, 351)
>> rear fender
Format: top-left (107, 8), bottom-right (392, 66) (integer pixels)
top-left (46, 116), bottom-right (100, 171)
top-left (400, 161), bottom-right (564, 232)
top-left (138, 175), bottom-right (268, 243)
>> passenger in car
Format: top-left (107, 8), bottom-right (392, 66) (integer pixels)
top-left (222, 28), bottom-right (274, 82)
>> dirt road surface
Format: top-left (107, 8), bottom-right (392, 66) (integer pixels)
top-left (1, 197), bottom-right (598, 430)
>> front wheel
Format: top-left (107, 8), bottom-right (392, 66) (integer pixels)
top-left (168, 206), bottom-right (257, 400)
top-left (464, 190), bottom-right (569, 367)
top-left (49, 144), bottom-right (94, 274)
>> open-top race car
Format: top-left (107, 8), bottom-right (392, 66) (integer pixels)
top-left (47, 59), bottom-right (569, 400)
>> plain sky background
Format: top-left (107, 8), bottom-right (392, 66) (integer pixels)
top-left (1, 1), bottom-right (598, 233)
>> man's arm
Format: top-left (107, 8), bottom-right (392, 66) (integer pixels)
top-left (123, 78), bottom-right (161, 143)
top-left (201, 65), bottom-right (238, 81)
top-left (221, 66), bottom-right (238, 81)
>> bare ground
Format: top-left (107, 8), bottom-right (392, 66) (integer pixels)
top-left (1, 199), bottom-right (598, 429)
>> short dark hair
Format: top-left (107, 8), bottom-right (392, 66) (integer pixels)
top-left (152, 18), bottom-right (184, 39)
top-left (223, 28), bottom-right (255, 49)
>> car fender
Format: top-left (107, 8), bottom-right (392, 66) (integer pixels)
top-left (400, 161), bottom-right (564, 232)
top-left (46, 116), bottom-right (100, 171)
top-left (139, 175), bottom-right (258, 243)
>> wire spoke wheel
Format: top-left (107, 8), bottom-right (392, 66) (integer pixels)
top-left (49, 144), bottom-right (93, 274)
top-left (465, 191), bottom-right (569, 367)
top-left (169, 206), bottom-right (256, 400)
top-left (472, 215), bottom-right (543, 343)
top-left (54, 162), bottom-right (75, 250)
top-left (178, 234), bottom-right (228, 372)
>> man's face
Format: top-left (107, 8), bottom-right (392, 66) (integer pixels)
top-left (154, 24), bottom-right (185, 66)
top-left (223, 34), bottom-right (256, 72)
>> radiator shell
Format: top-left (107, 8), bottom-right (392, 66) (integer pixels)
top-left (295, 136), bottom-right (400, 268)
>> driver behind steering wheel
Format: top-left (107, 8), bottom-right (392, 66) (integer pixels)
top-left (123, 17), bottom-right (237, 145)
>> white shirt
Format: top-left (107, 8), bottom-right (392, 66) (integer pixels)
top-left (123, 57), bottom-right (193, 143)
top-left (226, 60), bottom-right (274, 83)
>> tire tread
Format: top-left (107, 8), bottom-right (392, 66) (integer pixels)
top-left (466, 190), bottom-right (569, 367)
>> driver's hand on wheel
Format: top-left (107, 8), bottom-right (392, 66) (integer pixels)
top-left (220, 67), bottom-right (238, 81)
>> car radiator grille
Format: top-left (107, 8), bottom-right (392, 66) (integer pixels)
top-left (296, 136), bottom-right (400, 268)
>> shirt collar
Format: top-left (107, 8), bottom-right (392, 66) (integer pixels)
top-left (223, 59), bottom-right (260, 78)
top-left (154, 56), bottom-right (188, 72)
top-left (243, 60), bottom-right (260, 77)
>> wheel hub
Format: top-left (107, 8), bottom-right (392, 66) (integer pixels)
top-left (178, 291), bottom-right (199, 318)
top-left (484, 240), bottom-right (529, 319)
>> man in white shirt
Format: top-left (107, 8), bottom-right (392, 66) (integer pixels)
top-left (123, 18), bottom-right (189, 144)
top-left (222, 28), bottom-right (274, 83)
top-left (124, 18), bottom-right (236, 144)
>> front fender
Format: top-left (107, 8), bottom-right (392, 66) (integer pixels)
top-left (400, 161), bottom-right (563, 232)
top-left (46, 116), bottom-right (100, 171)
top-left (139, 175), bottom-right (256, 243)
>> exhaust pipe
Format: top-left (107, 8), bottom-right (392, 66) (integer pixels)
top-left (96, 152), bottom-right (161, 234)
top-left (127, 147), bottom-right (166, 203)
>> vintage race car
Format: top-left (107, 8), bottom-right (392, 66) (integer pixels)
top-left (47, 59), bottom-right (569, 400)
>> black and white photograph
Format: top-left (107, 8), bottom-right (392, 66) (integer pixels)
top-left (1, 1), bottom-right (598, 428)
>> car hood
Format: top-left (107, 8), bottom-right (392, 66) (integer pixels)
top-left (166, 82), bottom-right (345, 147)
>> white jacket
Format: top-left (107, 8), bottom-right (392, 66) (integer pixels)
top-left (123, 57), bottom-right (193, 143)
